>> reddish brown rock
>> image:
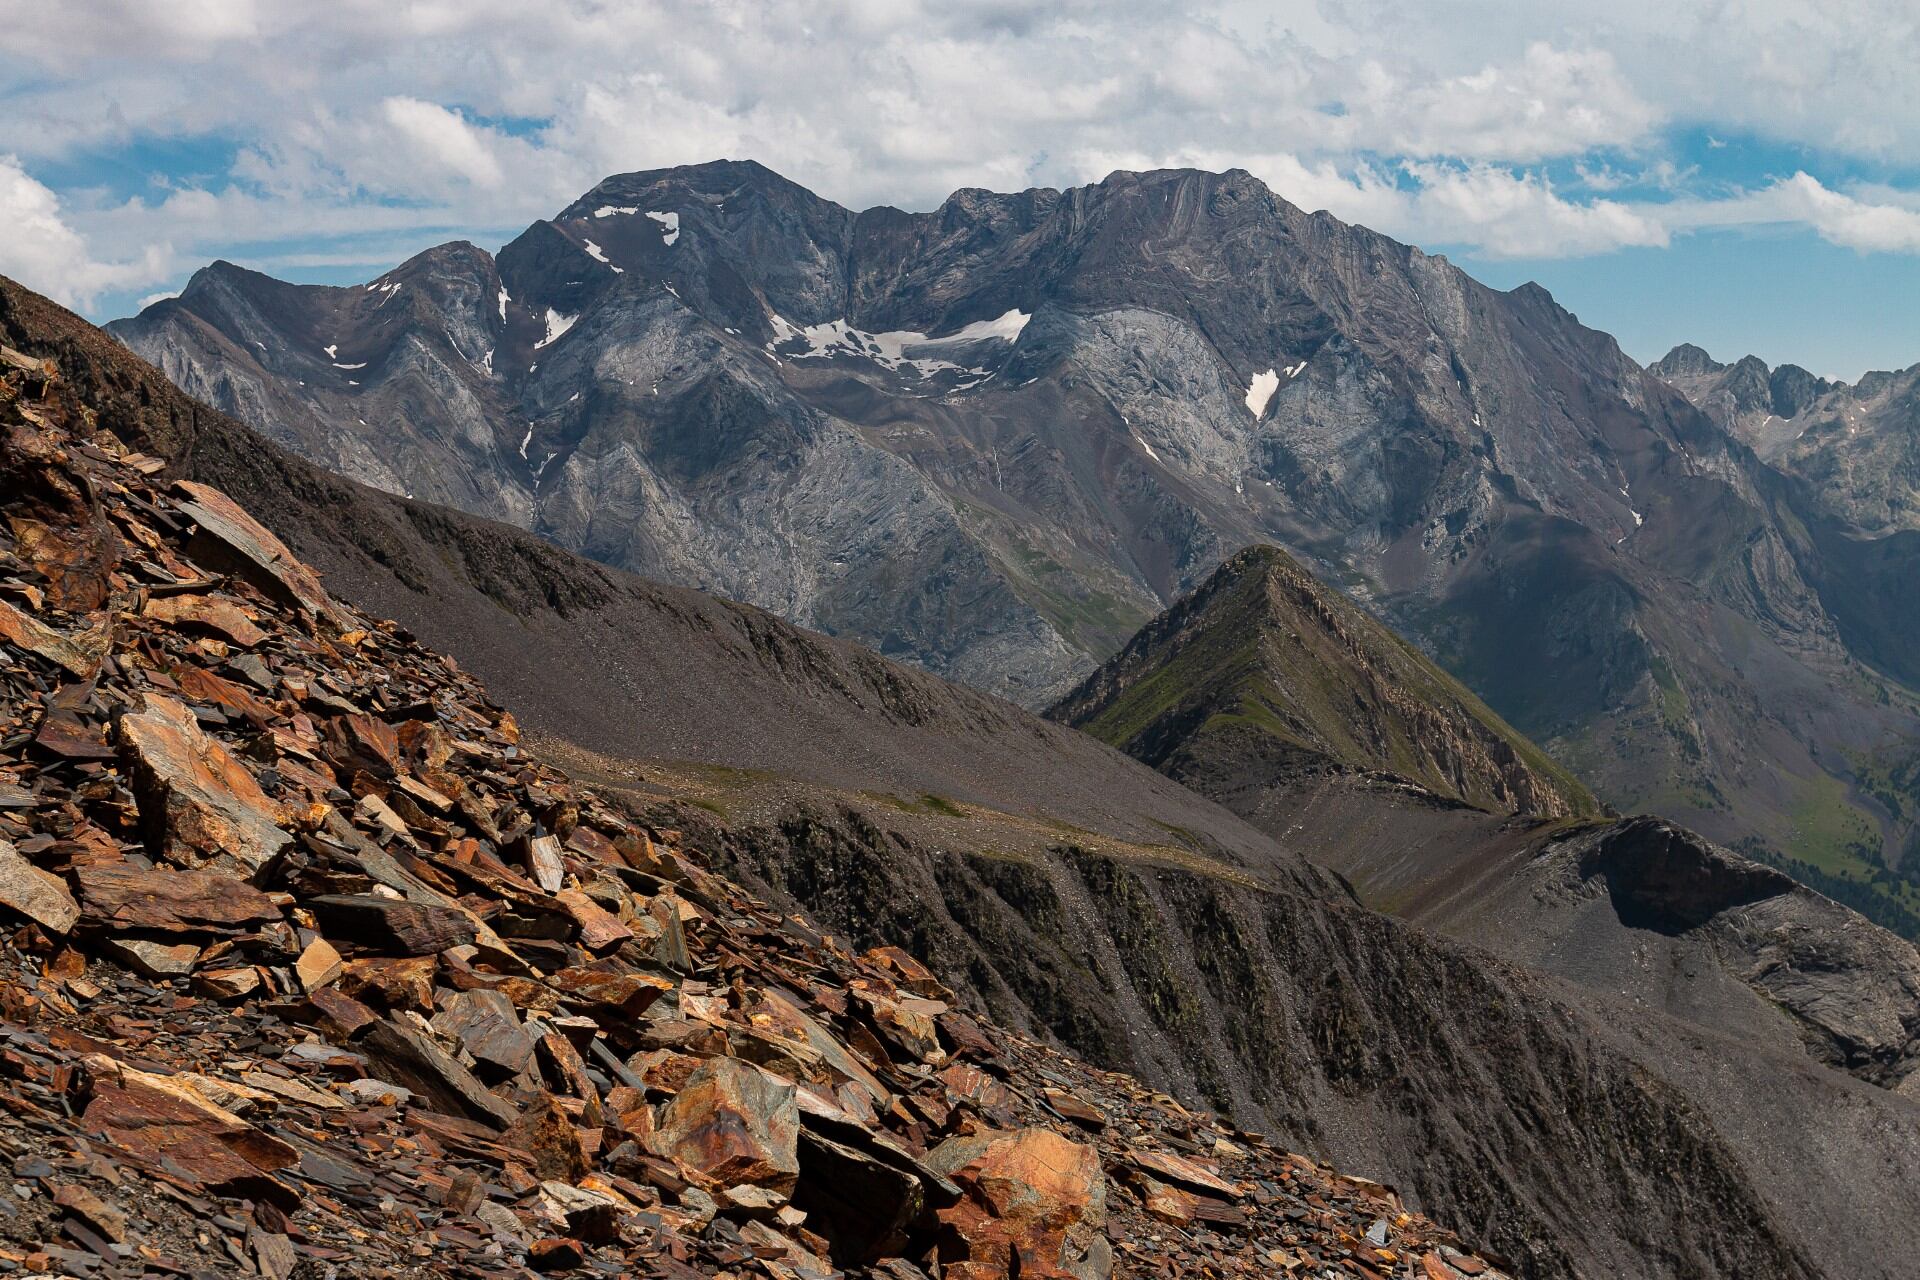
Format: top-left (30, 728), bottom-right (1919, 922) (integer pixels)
top-left (116, 693), bottom-right (289, 879)
top-left (0, 414), bottom-right (121, 610)
top-left (99, 936), bottom-right (201, 978)
top-left (0, 835), bottom-right (79, 934)
top-left (171, 480), bottom-right (339, 621)
top-left (73, 861), bottom-right (280, 932)
top-left (524, 833), bottom-right (566, 893)
top-left (359, 1017), bottom-right (519, 1129)
top-left (555, 887), bottom-right (632, 952)
top-left (32, 710), bottom-right (115, 760)
top-left (306, 893), bottom-right (476, 955)
top-left (645, 1057), bottom-right (800, 1194)
top-left (53, 1182), bottom-right (129, 1243)
top-left (927, 1127), bottom-right (1110, 1280)
top-left (527, 1237), bottom-right (586, 1272)
top-left (79, 1055), bottom-right (298, 1198)
top-left (170, 665), bottom-right (278, 722)
top-left (863, 945), bottom-right (950, 998)
top-left (141, 594), bottom-right (266, 647)
top-left (1128, 1147), bottom-right (1241, 1198)
top-left (547, 967), bottom-right (673, 1020)
top-left (295, 937), bottom-right (344, 991)
top-left (0, 598), bottom-right (111, 678)
top-left (507, 1091), bottom-right (591, 1183)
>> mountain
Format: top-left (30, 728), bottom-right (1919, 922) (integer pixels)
top-left (111, 161), bottom-right (1920, 935)
top-left (1049, 543), bottom-right (1597, 820)
top-left (0, 320), bottom-right (1531, 1279)
top-left (1052, 549), bottom-right (1920, 1093)
top-left (19, 273), bottom-right (1920, 1276)
top-left (1653, 340), bottom-right (1920, 550)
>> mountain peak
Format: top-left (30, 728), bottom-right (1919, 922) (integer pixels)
top-left (1650, 341), bottom-right (1725, 376)
top-left (1049, 543), bottom-right (1598, 819)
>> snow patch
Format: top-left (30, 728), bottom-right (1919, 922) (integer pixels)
top-left (1133, 432), bottom-right (1161, 462)
top-left (1246, 369), bottom-right (1280, 417)
top-left (765, 308), bottom-right (1030, 381)
top-left (518, 425), bottom-right (534, 459)
top-left (323, 344), bottom-right (338, 359)
top-left (333, 362), bottom-right (366, 371)
top-left (583, 239), bottom-right (610, 264)
top-left (593, 205), bottom-right (640, 219)
top-left (497, 287), bottom-right (510, 322)
top-left (1284, 361), bottom-right (1306, 378)
top-left (646, 211), bottom-right (680, 246)
top-left (534, 308), bottom-right (577, 350)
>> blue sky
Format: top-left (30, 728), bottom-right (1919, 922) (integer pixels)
top-left (4, 1), bottom-right (1920, 379)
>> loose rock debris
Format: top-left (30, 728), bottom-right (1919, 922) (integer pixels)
top-left (0, 343), bottom-right (1508, 1276)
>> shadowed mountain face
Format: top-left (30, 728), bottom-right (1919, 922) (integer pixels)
top-left (111, 161), bottom-right (1920, 930)
top-left (15, 271), bottom-right (1920, 1277)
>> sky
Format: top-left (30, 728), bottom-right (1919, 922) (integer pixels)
top-left (3, 1), bottom-right (1919, 379)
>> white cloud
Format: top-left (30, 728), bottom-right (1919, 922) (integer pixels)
top-left (1664, 172), bottom-right (1920, 253)
top-left (379, 97), bottom-right (506, 191)
top-left (1762, 173), bottom-right (1920, 253)
top-left (1231, 156), bottom-right (1668, 258)
top-left (0, 155), bottom-right (172, 309)
top-left (0, 0), bottom-right (1916, 319)
top-left (1354, 43), bottom-right (1658, 163)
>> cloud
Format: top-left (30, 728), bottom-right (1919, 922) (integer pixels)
top-left (0, 155), bottom-right (172, 309)
top-left (1665, 172), bottom-right (1920, 253)
top-left (0, 0), bottom-right (1917, 320)
top-left (1764, 173), bottom-right (1920, 253)
top-left (1355, 43), bottom-right (1659, 163)
top-left (1242, 156), bottom-right (1669, 258)
top-left (379, 97), bottom-right (506, 191)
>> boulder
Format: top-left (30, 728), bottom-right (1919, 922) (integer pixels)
top-left (926, 1127), bottom-right (1110, 1280)
top-left (116, 694), bottom-right (289, 880)
top-left (646, 1057), bottom-right (800, 1194)
top-left (0, 836), bottom-right (79, 934)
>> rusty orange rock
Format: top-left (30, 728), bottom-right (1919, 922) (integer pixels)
top-left (645, 1057), bottom-right (800, 1194)
top-left (116, 693), bottom-right (289, 880)
top-left (79, 1055), bottom-right (298, 1199)
top-left (927, 1127), bottom-right (1111, 1280)
top-left (0, 598), bottom-right (111, 679)
top-left (0, 836), bottom-right (79, 934)
top-left (171, 480), bottom-right (339, 622)
top-left (141, 594), bottom-right (267, 647)
top-left (73, 861), bottom-right (280, 932)
top-left (507, 1091), bottom-right (591, 1183)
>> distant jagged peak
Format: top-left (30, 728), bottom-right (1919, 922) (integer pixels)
top-left (1649, 341), bottom-right (1726, 377)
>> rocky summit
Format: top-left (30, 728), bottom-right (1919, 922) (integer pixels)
top-left (0, 321), bottom-right (1512, 1275)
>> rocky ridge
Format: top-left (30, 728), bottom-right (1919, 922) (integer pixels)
top-left (110, 162), bottom-right (1920, 926)
top-left (0, 341), bottom-right (1504, 1277)
top-left (1049, 545), bottom-right (1597, 820)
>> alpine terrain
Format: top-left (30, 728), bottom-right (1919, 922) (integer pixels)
top-left (112, 161), bottom-right (1920, 935)
top-left (8, 275), bottom-right (1920, 1278)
